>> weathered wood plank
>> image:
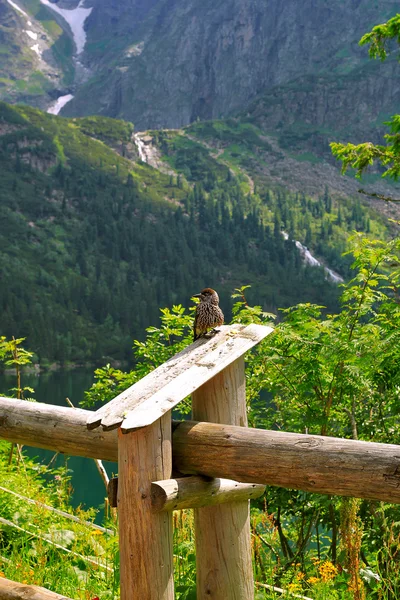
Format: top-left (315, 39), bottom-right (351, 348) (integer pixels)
top-left (0, 398), bottom-right (118, 461)
top-left (87, 324), bottom-right (273, 432)
top-left (192, 357), bottom-right (254, 600)
top-left (0, 577), bottom-right (74, 600)
top-left (118, 416), bottom-right (174, 600)
top-left (173, 421), bottom-right (400, 503)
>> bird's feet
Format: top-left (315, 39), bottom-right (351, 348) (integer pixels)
top-left (204, 328), bottom-right (220, 338)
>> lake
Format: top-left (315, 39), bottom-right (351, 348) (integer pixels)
top-left (0, 368), bottom-right (116, 516)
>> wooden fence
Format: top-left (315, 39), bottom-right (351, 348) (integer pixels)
top-left (0, 323), bottom-right (399, 600)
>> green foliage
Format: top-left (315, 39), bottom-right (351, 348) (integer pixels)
top-left (245, 235), bottom-right (400, 441)
top-left (0, 337), bottom-right (35, 399)
top-left (0, 440), bottom-right (118, 599)
top-left (74, 115), bottom-right (134, 146)
top-left (331, 13), bottom-right (400, 184)
top-left (83, 234), bottom-right (400, 599)
top-left (359, 14), bottom-right (400, 61)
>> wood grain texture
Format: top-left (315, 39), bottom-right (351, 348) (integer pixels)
top-left (0, 577), bottom-right (73, 600)
top-left (2, 399), bottom-right (400, 503)
top-left (87, 324), bottom-right (273, 432)
top-left (192, 357), bottom-right (254, 600)
top-left (151, 477), bottom-right (265, 511)
top-left (118, 415), bottom-right (174, 600)
top-left (0, 398), bottom-right (118, 461)
top-left (173, 421), bottom-right (400, 504)
top-left (107, 477), bottom-right (118, 508)
top-left (108, 476), bottom-right (265, 510)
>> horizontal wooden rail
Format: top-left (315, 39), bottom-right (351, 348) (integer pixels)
top-left (107, 476), bottom-right (265, 511)
top-left (1, 399), bottom-right (400, 503)
top-left (151, 476), bottom-right (265, 512)
top-left (0, 397), bottom-right (118, 461)
top-left (0, 576), bottom-right (74, 600)
top-left (173, 421), bottom-right (400, 503)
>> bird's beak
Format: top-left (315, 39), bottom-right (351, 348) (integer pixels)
top-left (192, 293), bottom-right (201, 298)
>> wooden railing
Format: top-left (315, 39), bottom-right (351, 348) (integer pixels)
top-left (0, 323), bottom-right (399, 600)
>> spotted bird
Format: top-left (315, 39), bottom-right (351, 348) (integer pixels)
top-left (192, 288), bottom-right (224, 341)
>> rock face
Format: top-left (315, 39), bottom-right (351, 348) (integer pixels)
top-left (63, 0), bottom-right (399, 131)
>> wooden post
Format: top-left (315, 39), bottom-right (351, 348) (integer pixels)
top-left (192, 357), bottom-right (254, 600)
top-left (118, 414), bottom-right (174, 600)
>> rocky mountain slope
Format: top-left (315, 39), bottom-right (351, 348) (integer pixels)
top-left (63, 0), bottom-right (399, 133)
top-left (2, 0), bottom-right (399, 199)
top-left (0, 0), bottom-right (75, 108)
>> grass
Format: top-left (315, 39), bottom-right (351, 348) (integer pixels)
top-left (292, 151), bottom-right (323, 164)
top-left (0, 441), bottom-right (358, 600)
top-left (0, 442), bottom-right (119, 599)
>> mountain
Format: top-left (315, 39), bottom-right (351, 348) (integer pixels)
top-left (2, 0), bottom-right (399, 204)
top-left (2, 0), bottom-right (398, 136)
top-left (63, 0), bottom-right (399, 133)
top-left (0, 0), bottom-right (75, 108)
top-left (1, 101), bottom-right (389, 363)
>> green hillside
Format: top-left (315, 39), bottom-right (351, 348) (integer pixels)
top-left (0, 102), bottom-right (388, 363)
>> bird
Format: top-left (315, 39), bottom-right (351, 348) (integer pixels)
top-left (192, 288), bottom-right (224, 341)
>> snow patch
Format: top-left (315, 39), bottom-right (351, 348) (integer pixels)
top-left (25, 30), bottom-right (38, 40)
top-left (39, 0), bottom-right (92, 55)
top-left (6, 0), bottom-right (29, 17)
top-left (31, 43), bottom-right (41, 56)
top-left (47, 93), bottom-right (74, 115)
top-left (125, 42), bottom-right (144, 57)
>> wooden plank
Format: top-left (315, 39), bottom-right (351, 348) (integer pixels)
top-left (173, 421), bottom-right (400, 504)
top-left (0, 577), bottom-right (74, 600)
top-left (0, 398), bottom-right (118, 461)
top-left (192, 357), bottom-right (254, 600)
top-left (87, 324), bottom-right (273, 432)
top-left (118, 415), bottom-right (174, 600)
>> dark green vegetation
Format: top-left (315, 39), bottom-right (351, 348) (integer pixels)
top-left (0, 101), bottom-right (390, 363)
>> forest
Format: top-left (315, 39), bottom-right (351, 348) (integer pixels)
top-left (0, 102), bottom-right (387, 364)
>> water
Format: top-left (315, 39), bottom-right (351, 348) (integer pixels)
top-left (282, 231), bottom-right (344, 284)
top-left (134, 133), bottom-right (147, 162)
top-left (0, 369), bottom-right (116, 514)
top-left (47, 94), bottom-right (75, 115)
